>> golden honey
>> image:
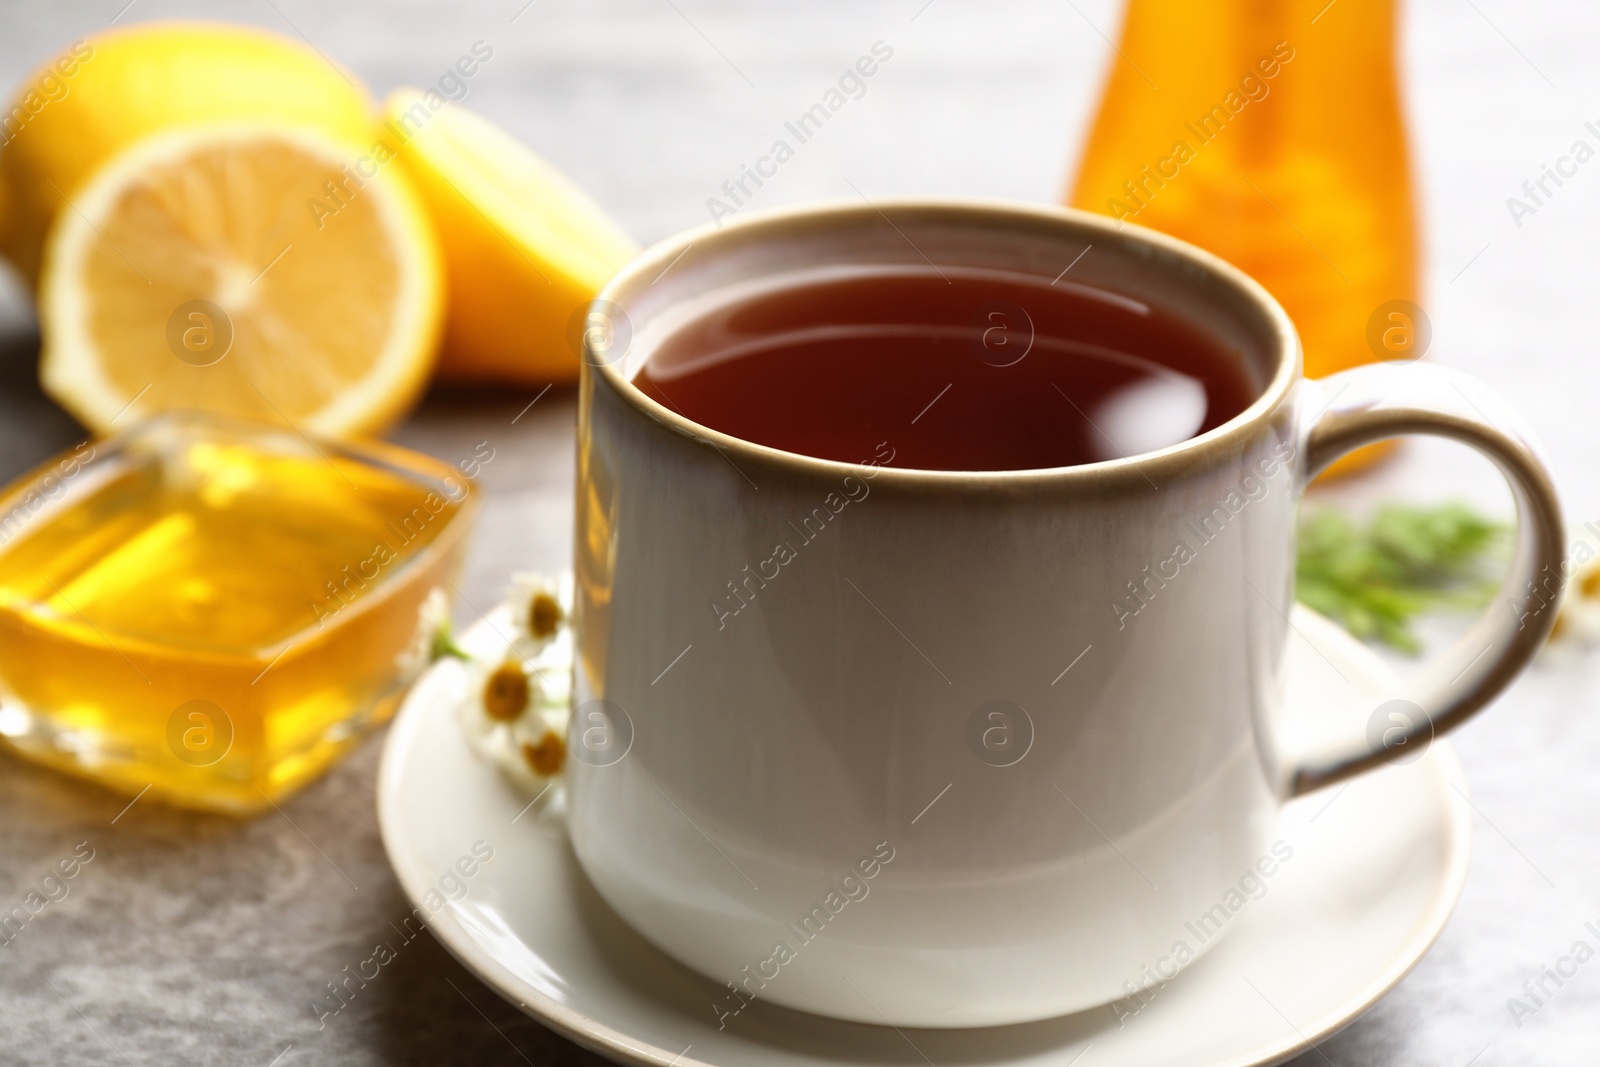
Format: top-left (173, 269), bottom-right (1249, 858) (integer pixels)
top-left (0, 414), bottom-right (476, 813)
top-left (1069, 0), bottom-right (1416, 474)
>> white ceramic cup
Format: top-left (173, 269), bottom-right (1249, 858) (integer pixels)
top-left (565, 200), bottom-right (1563, 1027)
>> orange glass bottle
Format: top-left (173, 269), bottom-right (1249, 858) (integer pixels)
top-left (1069, 0), bottom-right (1419, 469)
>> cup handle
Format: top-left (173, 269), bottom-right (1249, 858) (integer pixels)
top-left (1285, 361), bottom-right (1566, 795)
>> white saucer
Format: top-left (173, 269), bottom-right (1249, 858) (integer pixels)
top-left (377, 606), bottom-right (1470, 1067)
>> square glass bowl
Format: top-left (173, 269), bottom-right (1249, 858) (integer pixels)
top-left (0, 412), bottom-right (478, 814)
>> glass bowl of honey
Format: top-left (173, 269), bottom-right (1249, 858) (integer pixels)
top-left (0, 412), bottom-right (478, 814)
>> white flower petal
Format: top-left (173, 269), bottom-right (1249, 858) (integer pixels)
top-left (504, 571), bottom-right (567, 656)
top-left (397, 586), bottom-right (451, 682)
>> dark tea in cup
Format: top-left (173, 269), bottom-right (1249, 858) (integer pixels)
top-left (632, 266), bottom-right (1258, 471)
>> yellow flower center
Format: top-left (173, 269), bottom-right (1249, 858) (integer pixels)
top-left (523, 730), bottom-right (566, 776)
top-left (529, 592), bottom-right (563, 638)
top-left (1581, 566), bottom-right (1600, 600)
top-left (483, 662), bottom-right (529, 721)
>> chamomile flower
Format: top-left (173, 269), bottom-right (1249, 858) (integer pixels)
top-left (508, 701), bottom-right (569, 788)
top-left (447, 571), bottom-right (575, 804)
top-left (455, 654), bottom-right (570, 799)
top-left (457, 657), bottom-right (537, 747)
top-left (1548, 556), bottom-right (1600, 651)
top-left (396, 586), bottom-right (453, 682)
top-left (504, 572), bottom-right (569, 660)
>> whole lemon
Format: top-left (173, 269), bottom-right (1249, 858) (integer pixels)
top-left (0, 21), bottom-right (376, 284)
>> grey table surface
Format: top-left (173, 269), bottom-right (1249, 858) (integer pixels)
top-left (2, 0), bottom-right (1599, 1063)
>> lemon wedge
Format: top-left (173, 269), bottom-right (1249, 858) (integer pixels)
top-left (38, 123), bottom-right (442, 437)
top-left (383, 89), bottom-right (638, 384)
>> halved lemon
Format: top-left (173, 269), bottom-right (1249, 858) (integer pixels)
top-left (383, 88), bottom-right (638, 384)
top-left (39, 123), bottom-right (443, 437)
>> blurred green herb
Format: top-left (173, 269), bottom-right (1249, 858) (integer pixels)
top-left (1296, 503), bottom-right (1509, 654)
top-left (429, 614), bottom-right (475, 662)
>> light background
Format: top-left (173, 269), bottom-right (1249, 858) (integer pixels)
top-left (0, 1), bottom-right (1598, 1063)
